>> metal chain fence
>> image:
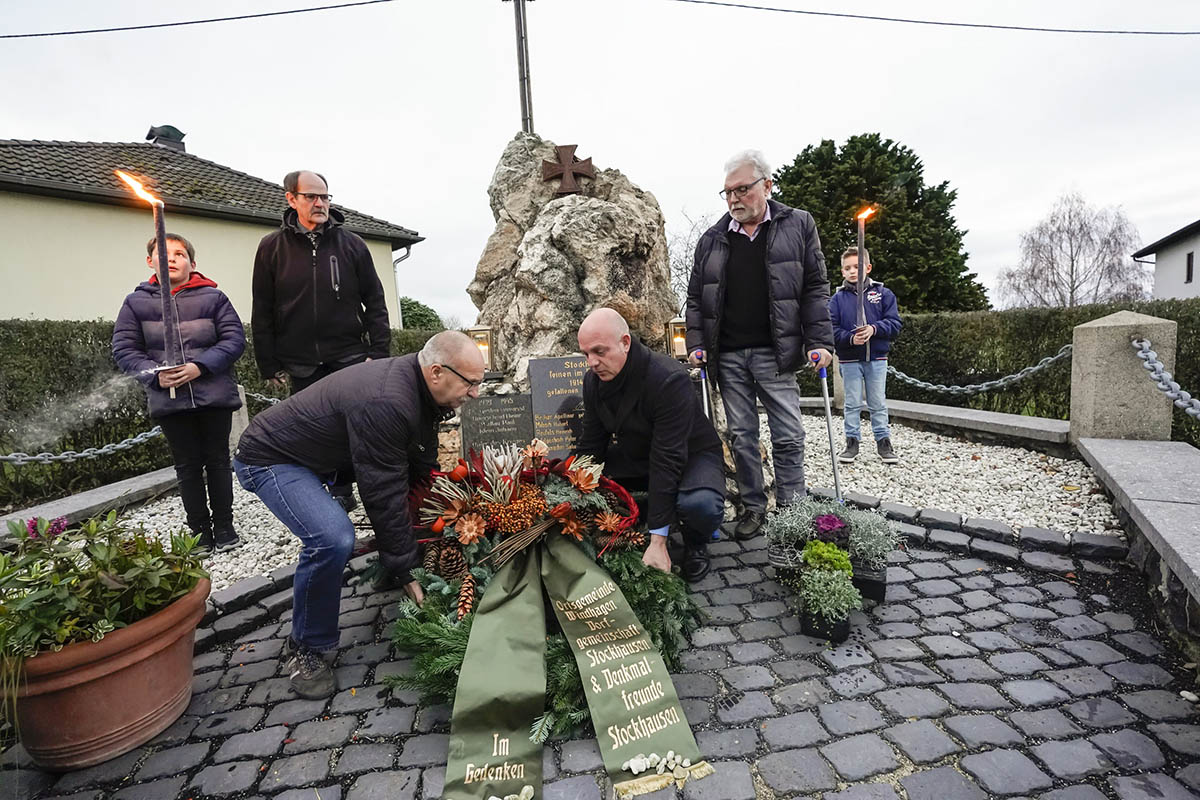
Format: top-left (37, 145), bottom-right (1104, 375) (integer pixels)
top-left (0, 390), bottom-right (284, 466)
top-left (0, 427), bottom-right (164, 466)
top-left (887, 343), bottom-right (1074, 396)
top-left (1133, 338), bottom-right (1200, 420)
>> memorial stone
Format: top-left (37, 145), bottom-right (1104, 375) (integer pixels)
top-left (528, 355), bottom-right (588, 459)
top-left (460, 394), bottom-right (534, 457)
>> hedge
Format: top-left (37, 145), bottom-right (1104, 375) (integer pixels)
top-left (0, 323), bottom-right (437, 512)
top-left (3, 298), bottom-right (1198, 511)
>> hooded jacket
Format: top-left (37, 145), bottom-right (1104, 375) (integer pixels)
top-left (251, 207), bottom-right (390, 379)
top-left (234, 355), bottom-right (443, 581)
top-left (112, 272), bottom-right (246, 418)
top-left (686, 200), bottom-right (835, 379)
top-left (828, 279), bottom-right (902, 362)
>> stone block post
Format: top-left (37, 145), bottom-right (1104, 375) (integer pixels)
top-left (230, 385), bottom-right (250, 454)
top-left (1069, 310), bottom-right (1177, 444)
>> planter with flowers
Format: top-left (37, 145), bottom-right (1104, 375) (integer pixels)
top-left (794, 540), bottom-right (861, 642)
top-left (1, 512), bottom-right (209, 771)
top-left (766, 498), bottom-right (899, 634)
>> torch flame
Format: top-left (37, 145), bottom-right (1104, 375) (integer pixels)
top-left (856, 207), bottom-right (876, 220)
top-left (115, 170), bottom-right (163, 206)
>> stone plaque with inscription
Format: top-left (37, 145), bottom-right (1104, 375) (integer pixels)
top-left (460, 394), bottom-right (534, 456)
top-left (528, 355), bottom-right (589, 460)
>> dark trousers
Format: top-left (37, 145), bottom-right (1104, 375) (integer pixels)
top-left (614, 462), bottom-right (724, 548)
top-left (158, 408), bottom-right (235, 533)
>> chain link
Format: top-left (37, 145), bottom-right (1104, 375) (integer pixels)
top-left (886, 343), bottom-right (1073, 396)
top-left (0, 427), bottom-right (164, 465)
top-left (1132, 338), bottom-right (1200, 420)
top-left (245, 390), bottom-right (281, 406)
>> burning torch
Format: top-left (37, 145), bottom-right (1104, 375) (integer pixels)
top-left (855, 206), bottom-right (876, 361)
top-left (116, 170), bottom-right (184, 397)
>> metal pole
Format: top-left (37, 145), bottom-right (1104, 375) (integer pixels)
top-left (813, 353), bottom-right (844, 503)
top-left (512, 0), bottom-right (535, 134)
top-left (856, 214), bottom-right (870, 361)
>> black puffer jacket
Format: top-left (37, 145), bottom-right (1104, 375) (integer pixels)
top-left (234, 355), bottom-right (443, 580)
top-left (686, 200), bottom-right (835, 379)
top-left (251, 208), bottom-right (390, 379)
top-left (575, 339), bottom-right (724, 530)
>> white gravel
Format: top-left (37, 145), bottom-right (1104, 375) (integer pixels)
top-left (119, 418), bottom-right (1120, 592)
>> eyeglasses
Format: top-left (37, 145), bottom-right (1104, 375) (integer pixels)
top-left (439, 363), bottom-right (483, 389)
top-left (718, 177), bottom-right (765, 200)
top-left (293, 192), bottom-right (333, 203)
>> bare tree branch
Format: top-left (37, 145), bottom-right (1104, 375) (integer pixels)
top-left (667, 211), bottom-right (716, 314)
top-left (999, 191), bottom-right (1149, 307)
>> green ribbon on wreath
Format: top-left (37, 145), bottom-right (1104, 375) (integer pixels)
top-left (442, 534), bottom-right (710, 800)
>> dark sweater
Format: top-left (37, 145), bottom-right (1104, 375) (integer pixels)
top-left (718, 226), bottom-right (772, 350)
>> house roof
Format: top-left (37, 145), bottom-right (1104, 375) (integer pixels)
top-left (0, 139), bottom-right (422, 249)
top-left (1132, 217), bottom-right (1200, 259)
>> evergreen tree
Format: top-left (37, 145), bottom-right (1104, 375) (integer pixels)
top-left (398, 296), bottom-right (445, 330)
top-left (773, 134), bottom-right (989, 312)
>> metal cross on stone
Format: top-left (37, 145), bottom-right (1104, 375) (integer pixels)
top-left (541, 144), bottom-right (595, 195)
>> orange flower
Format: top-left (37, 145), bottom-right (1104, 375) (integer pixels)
top-left (595, 511), bottom-right (623, 533)
top-left (567, 466), bottom-right (600, 493)
top-left (455, 513), bottom-right (487, 546)
top-left (560, 513), bottom-right (585, 541)
top-left (550, 501), bottom-right (573, 519)
top-left (441, 498), bottom-right (469, 525)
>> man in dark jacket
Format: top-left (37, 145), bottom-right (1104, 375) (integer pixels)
top-left (233, 331), bottom-right (483, 698)
top-left (252, 170), bottom-right (392, 510)
top-left (686, 150), bottom-right (835, 541)
top-left (575, 309), bottom-right (724, 582)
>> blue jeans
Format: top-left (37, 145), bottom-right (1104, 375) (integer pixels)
top-left (676, 488), bottom-right (724, 546)
top-left (716, 347), bottom-right (807, 513)
top-left (233, 458), bottom-right (354, 651)
top-left (840, 359), bottom-right (891, 441)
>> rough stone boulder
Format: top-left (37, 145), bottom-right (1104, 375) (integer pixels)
top-left (468, 132), bottom-right (677, 385)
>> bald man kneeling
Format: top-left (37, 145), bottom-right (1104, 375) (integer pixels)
top-left (575, 309), bottom-right (725, 582)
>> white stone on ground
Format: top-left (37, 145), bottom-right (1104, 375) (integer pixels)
top-left (120, 418), bottom-right (1119, 591)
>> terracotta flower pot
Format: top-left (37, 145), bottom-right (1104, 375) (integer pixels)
top-left (14, 577), bottom-right (211, 771)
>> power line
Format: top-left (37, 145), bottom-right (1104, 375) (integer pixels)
top-left (667, 0), bottom-right (1200, 36)
top-left (0, 0), bottom-right (396, 40)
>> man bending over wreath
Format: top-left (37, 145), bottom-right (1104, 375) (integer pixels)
top-left (574, 308), bottom-right (725, 583)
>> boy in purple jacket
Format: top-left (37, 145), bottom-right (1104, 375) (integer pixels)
top-left (829, 246), bottom-right (903, 464)
top-left (113, 234), bottom-right (246, 550)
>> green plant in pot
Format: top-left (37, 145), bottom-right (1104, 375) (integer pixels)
top-left (765, 498), bottom-right (898, 602)
top-left (793, 540), bottom-right (862, 643)
top-left (1, 512), bottom-right (210, 771)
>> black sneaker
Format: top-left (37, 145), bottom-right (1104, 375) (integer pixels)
top-left (733, 510), bottom-right (765, 541)
top-left (286, 645), bottom-right (335, 699)
top-left (877, 438), bottom-right (899, 464)
top-left (680, 547), bottom-right (711, 583)
top-left (838, 437), bottom-right (859, 463)
top-left (195, 528), bottom-right (215, 551)
top-left (330, 486), bottom-right (358, 513)
top-left (213, 523), bottom-right (239, 552)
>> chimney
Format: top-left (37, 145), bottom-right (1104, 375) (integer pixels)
top-left (146, 125), bottom-right (186, 152)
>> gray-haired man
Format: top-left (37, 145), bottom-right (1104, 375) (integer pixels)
top-left (686, 150), bottom-right (835, 540)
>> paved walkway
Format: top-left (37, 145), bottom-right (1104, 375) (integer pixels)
top-left (8, 532), bottom-right (1200, 800)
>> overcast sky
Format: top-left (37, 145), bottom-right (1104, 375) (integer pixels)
top-left (4, 0), bottom-right (1198, 323)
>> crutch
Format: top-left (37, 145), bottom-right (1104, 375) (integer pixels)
top-left (693, 350), bottom-right (711, 419)
top-left (811, 352), bottom-right (844, 503)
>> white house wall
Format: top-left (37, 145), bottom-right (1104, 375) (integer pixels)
top-left (1152, 233), bottom-right (1200, 301)
top-left (0, 191), bottom-right (402, 328)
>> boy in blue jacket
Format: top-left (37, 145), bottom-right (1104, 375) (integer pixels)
top-left (829, 246), bottom-right (902, 464)
top-left (113, 234), bottom-right (246, 551)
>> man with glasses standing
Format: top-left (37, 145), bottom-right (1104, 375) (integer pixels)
top-left (252, 170), bottom-right (392, 510)
top-left (686, 150), bottom-right (834, 541)
top-left (233, 331), bottom-right (484, 699)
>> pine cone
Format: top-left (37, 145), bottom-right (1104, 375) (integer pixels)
top-left (422, 540), bottom-right (442, 573)
top-left (456, 572), bottom-right (477, 621)
top-left (438, 542), bottom-right (468, 580)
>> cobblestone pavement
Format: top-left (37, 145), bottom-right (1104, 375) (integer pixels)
top-left (7, 525), bottom-right (1200, 800)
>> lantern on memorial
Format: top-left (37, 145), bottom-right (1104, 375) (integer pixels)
top-left (468, 325), bottom-right (494, 372)
top-left (665, 317), bottom-right (688, 360)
